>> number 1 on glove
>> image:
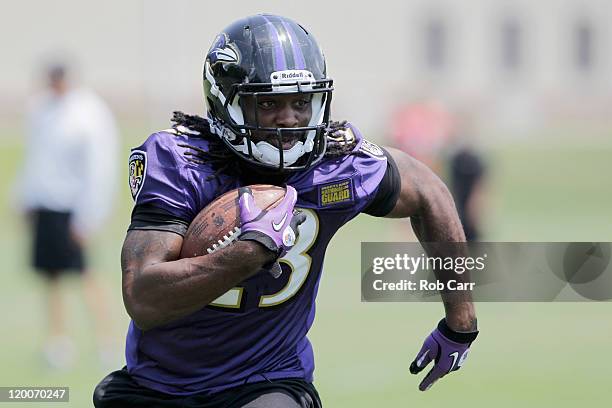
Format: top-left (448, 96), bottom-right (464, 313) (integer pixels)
top-left (410, 318), bottom-right (478, 391)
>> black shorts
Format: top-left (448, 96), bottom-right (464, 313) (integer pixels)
top-left (93, 368), bottom-right (322, 408)
top-left (31, 209), bottom-right (85, 275)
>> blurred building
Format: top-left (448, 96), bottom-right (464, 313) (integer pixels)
top-left (1, 0), bottom-right (611, 138)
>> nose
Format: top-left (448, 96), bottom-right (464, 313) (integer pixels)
top-left (274, 103), bottom-right (300, 128)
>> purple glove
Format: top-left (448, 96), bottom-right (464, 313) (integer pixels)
top-left (410, 318), bottom-right (478, 391)
top-left (238, 185), bottom-right (305, 277)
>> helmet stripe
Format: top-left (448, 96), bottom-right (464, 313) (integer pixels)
top-left (262, 15), bottom-right (287, 71)
top-left (282, 20), bottom-right (306, 70)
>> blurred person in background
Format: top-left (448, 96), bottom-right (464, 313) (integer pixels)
top-left (390, 96), bottom-right (453, 175)
top-left (391, 101), bottom-right (487, 240)
top-left (448, 145), bottom-right (486, 241)
top-left (16, 62), bottom-right (119, 369)
top-left (447, 115), bottom-right (487, 241)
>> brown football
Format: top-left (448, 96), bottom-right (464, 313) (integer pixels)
top-left (179, 184), bottom-right (286, 258)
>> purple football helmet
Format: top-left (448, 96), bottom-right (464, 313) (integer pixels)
top-left (203, 14), bottom-right (334, 172)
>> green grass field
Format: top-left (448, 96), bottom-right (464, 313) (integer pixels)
top-left (0, 130), bottom-right (611, 407)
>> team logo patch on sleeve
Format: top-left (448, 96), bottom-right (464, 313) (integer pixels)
top-left (128, 150), bottom-right (147, 201)
top-left (318, 179), bottom-right (354, 207)
top-left (359, 139), bottom-right (385, 158)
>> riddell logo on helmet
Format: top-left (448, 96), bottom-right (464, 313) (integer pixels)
top-left (271, 70), bottom-right (314, 83)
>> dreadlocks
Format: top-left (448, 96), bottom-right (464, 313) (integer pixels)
top-left (171, 111), bottom-right (240, 181)
top-left (325, 120), bottom-right (358, 158)
top-left (170, 111), bottom-right (358, 179)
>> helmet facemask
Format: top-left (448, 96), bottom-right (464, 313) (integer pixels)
top-left (213, 75), bottom-right (333, 172)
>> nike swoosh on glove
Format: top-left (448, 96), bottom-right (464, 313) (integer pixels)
top-left (409, 318), bottom-right (478, 391)
top-left (238, 185), bottom-right (306, 278)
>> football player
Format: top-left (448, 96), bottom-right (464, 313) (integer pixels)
top-left (94, 14), bottom-right (478, 408)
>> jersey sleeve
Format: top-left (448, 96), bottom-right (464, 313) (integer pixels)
top-left (127, 132), bottom-right (201, 233)
top-left (362, 148), bottom-right (401, 217)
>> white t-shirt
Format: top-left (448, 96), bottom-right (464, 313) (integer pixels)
top-left (18, 88), bottom-right (119, 236)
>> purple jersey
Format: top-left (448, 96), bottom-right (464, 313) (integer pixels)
top-left (125, 123), bottom-right (388, 395)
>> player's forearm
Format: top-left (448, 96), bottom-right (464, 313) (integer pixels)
top-left (410, 185), bottom-right (477, 332)
top-left (125, 241), bottom-right (273, 330)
